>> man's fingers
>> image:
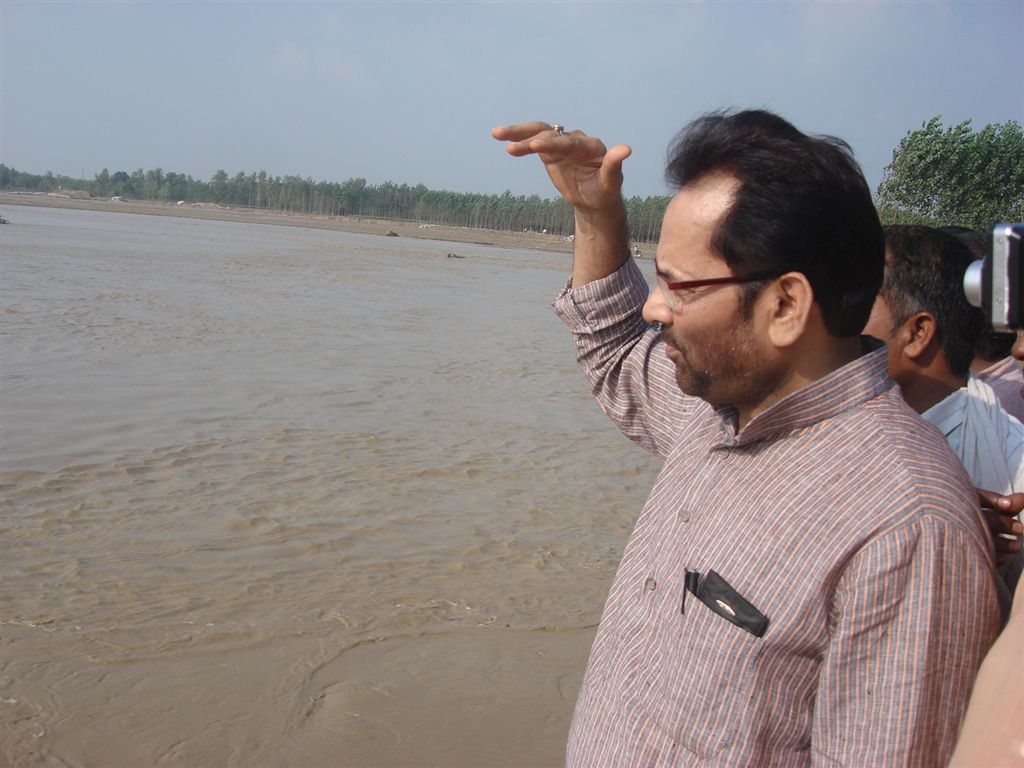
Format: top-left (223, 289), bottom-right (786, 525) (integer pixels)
top-left (600, 143), bottom-right (633, 177)
top-left (493, 122), bottom-right (612, 163)
top-left (501, 132), bottom-right (577, 158)
top-left (491, 121), bottom-right (554, 142)
top-left (996, 536), bottom-right (1022, 553)
top-left (606, 143), bottom-right (633, 163)
top-left (979, 489), bottom-right (1023, 567)
top-left (502, 135), bottom-right (570, 158)
top-left (984, 508), bottom-right (1024, 535)
top-left (979, 488), bottom-right (1024, 514)
top-left (493, 121), bottom-right (556, 157)
top-left (492, 122), bottom-right (591, 140)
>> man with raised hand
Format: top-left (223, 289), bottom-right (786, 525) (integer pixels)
top-left (492, 112), bottom-right (1000, 767)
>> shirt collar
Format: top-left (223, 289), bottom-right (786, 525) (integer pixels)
top-left (712, 339), bottom-right (893, 448)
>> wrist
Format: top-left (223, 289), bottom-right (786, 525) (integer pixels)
top-left (570, 199), bottom-right (632, 288)
top-left (574, 201), bottom-right (628, 239)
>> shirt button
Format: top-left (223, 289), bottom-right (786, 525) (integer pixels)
top-left (644, 576), bottom-right (657, 592)
top-left (677, 508), bottom-right (691, 522)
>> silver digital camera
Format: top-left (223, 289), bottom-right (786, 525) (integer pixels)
top-left (963, 223), bottom-right (1024, 332)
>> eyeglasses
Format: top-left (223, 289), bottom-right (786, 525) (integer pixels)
top-left (655, 269), bottom-right (777, 312)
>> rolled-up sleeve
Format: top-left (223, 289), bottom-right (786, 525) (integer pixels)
top-left (552, 259), bottom-right (694, 458)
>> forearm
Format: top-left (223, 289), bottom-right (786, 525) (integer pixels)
top-left (571, 202), bottom-right (631, 288)
top-left (554, 260), bottom-right (688, 457)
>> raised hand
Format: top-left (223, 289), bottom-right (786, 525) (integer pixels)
top-left (491, 121), bottom-right (631, 216)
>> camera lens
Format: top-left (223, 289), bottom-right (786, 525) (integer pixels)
top-left (963, 259), bottom-right (985, 309)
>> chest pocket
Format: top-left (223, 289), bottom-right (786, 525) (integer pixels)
top-left (625, 578), bottom-right (766, 758)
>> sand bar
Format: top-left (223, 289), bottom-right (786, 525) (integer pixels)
top-left (0, 191), bottom-right (577, 254)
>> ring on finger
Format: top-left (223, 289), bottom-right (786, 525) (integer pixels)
top-left (551, 124), bottom-right (565, 135)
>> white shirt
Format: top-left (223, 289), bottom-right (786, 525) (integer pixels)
top-left (923, 375), bottom-right (1024, 495)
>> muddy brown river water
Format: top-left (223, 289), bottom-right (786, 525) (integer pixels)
top-left (0, 205), bottom-right (659, 767)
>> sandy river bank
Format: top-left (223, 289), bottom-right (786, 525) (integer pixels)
top-left (0, 192), bottom-right (580, 254)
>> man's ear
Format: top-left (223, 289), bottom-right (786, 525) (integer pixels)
top-left (765, 273), bottom-right (814, 348)
top-left (900, 312), bottom-right (938, 361)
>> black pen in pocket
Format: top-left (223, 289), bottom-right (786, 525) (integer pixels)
top-left (680, 569), bottom-right (701, 614)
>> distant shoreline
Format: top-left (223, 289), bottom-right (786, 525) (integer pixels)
top-left (0, 192), bottom-right (583, 255)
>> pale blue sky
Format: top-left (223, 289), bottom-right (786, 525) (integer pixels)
top-left (2, 1), bottom-right (1021, 199)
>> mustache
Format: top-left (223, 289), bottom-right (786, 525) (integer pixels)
top-left (659, 324), bottom-right (676, 350)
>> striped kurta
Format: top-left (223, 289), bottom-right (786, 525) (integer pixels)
top-left (554, 260), bottom-right (1001, 767)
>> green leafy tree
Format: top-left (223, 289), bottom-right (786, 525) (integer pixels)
top-left (210, 170), bottom-right (228, 203)
top-left (128, 169), bottom-right (145, 198)
top-left (111, 171), bottom-right (130, 196)
top-left (877, 116), bottom-right (1024, 229)
top-left (143, 168), bottom-right (164, 199)
top-left (160, 172), bottom-right (189, 202)
top-left (94, 168), bottom-right (111, 197)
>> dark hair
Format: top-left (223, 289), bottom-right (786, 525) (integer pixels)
top-left (975, 330), bottom-right (1016, 362)
top-left (881, 225), bottom-right (985, 376)
top-left (938, 225), bottom-right (987, 258)
top-left (664, 110), bottom-right (884, 337)
top-left (938, 226), bottom-right (1016, 361)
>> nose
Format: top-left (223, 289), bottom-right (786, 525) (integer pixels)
top-left (642, 286), bottom-right (672, 326)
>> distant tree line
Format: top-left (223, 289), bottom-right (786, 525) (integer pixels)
top-left (0, 163), bottom-right (671, 243)
top-left (6, 115), bottom-right (1016, 244)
